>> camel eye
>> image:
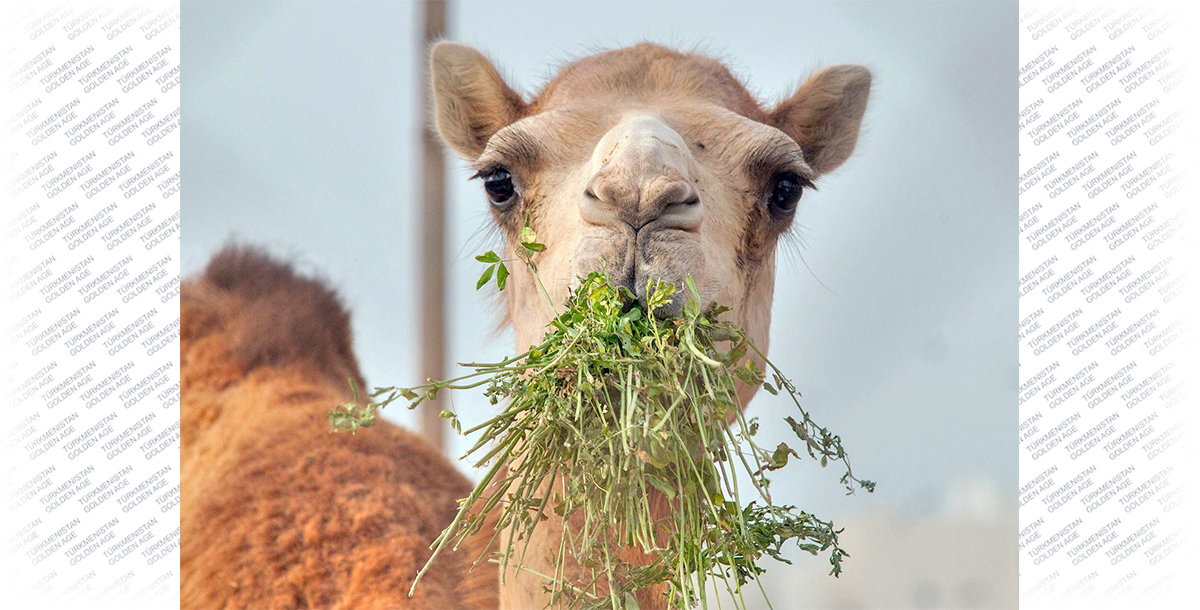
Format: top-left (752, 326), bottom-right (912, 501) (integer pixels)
top-left (767, 172), bottom-right (804, 215)
top-left (482, 168), bottom-right (516, 207)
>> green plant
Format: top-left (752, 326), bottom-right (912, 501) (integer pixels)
top-left (329, 228), bottom-right (873, 610)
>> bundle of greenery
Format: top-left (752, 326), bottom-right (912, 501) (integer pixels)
top-left (330, 235), bottom-right (872, 610)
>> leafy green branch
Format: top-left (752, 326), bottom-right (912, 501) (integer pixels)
top-left (328, 223), bottom-right (873, 610)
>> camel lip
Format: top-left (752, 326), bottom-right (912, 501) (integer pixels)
top-left (633, 274), bottom-right (687, 320)
top-left (571, 245), bottom-right (689, 318)
top-left (591, 261), bottom-right (684, 319)
top-left (602, 267), bottom-right (686, 319)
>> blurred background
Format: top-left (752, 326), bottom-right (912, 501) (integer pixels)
top-left (182, 1), bottom-right (1016, 607)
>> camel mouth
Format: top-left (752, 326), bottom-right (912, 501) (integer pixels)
top-left (601, 257), bottom-right (689, 319)
top-left (572, 224), bottom-right (702, 319)
top-left (632, 272), bottom-right (687, 319)
top-left (633, 228), bottom-right (702, 319)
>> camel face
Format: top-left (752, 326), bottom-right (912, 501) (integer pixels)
top-left (430, 42), bottom-right (871, 607)
top-left (432, 40), bottom-right (870, 366)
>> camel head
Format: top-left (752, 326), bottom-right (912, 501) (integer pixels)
top-left (430, 42), bottom-right (871, 608)
top-left (432, 42), bottom-right (869, 362)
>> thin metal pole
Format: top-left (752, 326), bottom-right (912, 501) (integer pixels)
top-left (418, 0), bottom-right (447, 451)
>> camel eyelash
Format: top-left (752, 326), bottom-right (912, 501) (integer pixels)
top-left (470, 164), bottom-right (511, 180)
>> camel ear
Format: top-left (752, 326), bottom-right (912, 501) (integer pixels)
top-left (430, 42), bottom-right (524, 159)
top-left (769, 65), bottom-right (871, 177)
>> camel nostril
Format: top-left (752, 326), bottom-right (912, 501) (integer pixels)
top-left (584, 189), bottom-right (599, 200)
top-left (654, 181), bottom-right (699, 211)
top-left (655, 195), bottom-right (703, 232)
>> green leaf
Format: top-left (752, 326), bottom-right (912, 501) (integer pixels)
top-left (476, 264), bottom-right (495, 290)
top-left (496, 262), bottom-right (509, 291)
top-left (763, 382), bottom-right (778, 395)
top-left (623, 592), bottom-right (642, 610)
top-left (518, 225), bottom-right (537, 245)
top-left (785, 416), bottom-right (808, 440)
top-left (772, 443), bottom-right (799, 468)
top-left (523, 241), bottom-right (545, 252)
top-left (684, 274), bottom-right (702, 304)
top-left (475, 251), bottom-right (500, 263)
top-left (647, 476), bottom-right (677, 500)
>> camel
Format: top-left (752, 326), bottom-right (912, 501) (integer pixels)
top-left (180, 42), bottom-right (869, 610)
top-left (180, 246), bottom-right (497, 609)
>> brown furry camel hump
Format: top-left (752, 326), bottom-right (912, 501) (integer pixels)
top-left (179, 245), bottom-right (496, 609)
